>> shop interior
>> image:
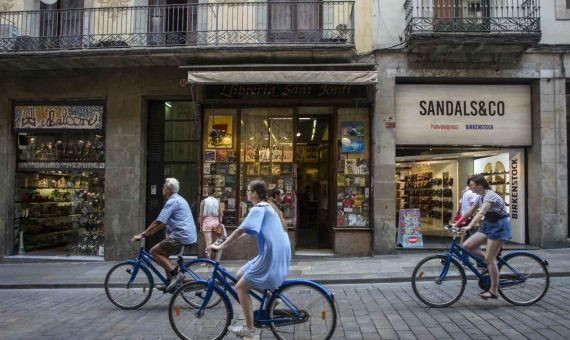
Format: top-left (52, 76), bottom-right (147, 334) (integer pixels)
top-left (396, 147), bottom-right (526, 248)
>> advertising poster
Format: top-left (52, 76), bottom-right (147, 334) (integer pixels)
top-left (207, 116), bottom-right (233, 148)
top-left (341, 121), bottom-right (365, 153)
top-left (397, 208), bottom-right (423, 248)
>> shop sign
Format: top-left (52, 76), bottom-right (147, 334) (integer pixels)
top-left (14, 104), bottom-right (104, 130)
top-left (397, 208), bottom-right (424, 248)
top-left (395, 85), bottom-right (531, 146)
top-left (205, 84), bottom-right (368, 99)
top-left (17, 162), bottom-right (105, 170)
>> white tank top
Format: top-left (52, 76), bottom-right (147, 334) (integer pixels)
top-left (203, 196), bottom-right (219, 217)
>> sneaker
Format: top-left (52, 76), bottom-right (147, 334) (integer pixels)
top-left (166, 272), bottom-right (185, 292)
top-left (155, 283), bottom-right (167, 292)
top-left (228, 325), bottom-right (258, 339)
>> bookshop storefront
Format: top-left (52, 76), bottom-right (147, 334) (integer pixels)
top-left (394, 84), bottom-right (531, 247)
top-left (190, 70), bottom-right (377, 257)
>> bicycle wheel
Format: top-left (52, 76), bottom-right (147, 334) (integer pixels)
top-left (169, 281), bottom-right (230, 340)
top-left (184, 261), bottom-right (223, 308)
top-left (268, 282), bottom-right (337, 340)
top-left (498, 252), bottom-right (549, 306)
top-left (411, 255), bottom-right (466, 308)
top-left (104, 261), bottom-right (153, 309)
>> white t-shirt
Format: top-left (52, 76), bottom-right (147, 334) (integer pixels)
top-left (460, 188), bottom-right (479, 215)
top-left (203, 196), bottom-right (219, 217)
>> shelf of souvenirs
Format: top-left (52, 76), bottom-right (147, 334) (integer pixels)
top-left (15, 201), bottom-right (77, 205)
top-left (18, 214), bottom-right (82, 220)
top-left (17, 187), bottom-right (87, 191)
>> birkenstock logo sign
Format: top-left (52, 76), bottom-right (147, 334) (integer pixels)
top-left (395, 84), bottom-right (531, 146)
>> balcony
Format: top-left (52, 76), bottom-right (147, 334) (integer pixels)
top-left (403, 0), bottom-right (541, 57)
top-left (0, 1), bottom-right (354, 53)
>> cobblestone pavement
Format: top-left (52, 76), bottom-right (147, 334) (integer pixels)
top-left (1, 277), bottom-right (569, 340)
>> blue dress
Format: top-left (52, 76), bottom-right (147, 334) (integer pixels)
top-left (239, 202), bottom-right (291, 290)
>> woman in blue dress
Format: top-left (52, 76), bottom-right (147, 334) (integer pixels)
top-left (208, 179), bottom-right (291, 339)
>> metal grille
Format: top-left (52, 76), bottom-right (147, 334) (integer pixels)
top-left (0, 1), bottom-right (354, 52)
top-left (403, 0), bottom-right (541, 39)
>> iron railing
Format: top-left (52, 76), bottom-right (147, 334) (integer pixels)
top-left (0, 1), bottom-right (354, 52)
top-left (404, 0), bottom-right (540, 39)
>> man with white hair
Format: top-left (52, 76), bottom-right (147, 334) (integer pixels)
top-left (132, 178), bottom-right (196, 291)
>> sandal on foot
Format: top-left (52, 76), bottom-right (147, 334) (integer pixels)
top-left (480, 291), bottom-right (498, 300)
top-left (479, 268), bottom-right (489, 275)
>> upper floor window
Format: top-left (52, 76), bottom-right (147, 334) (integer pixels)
top-left (40, 0), bottom-right (84, 48)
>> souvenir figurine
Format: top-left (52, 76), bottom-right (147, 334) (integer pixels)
top-left (55, 140), bottom-right (64, 161)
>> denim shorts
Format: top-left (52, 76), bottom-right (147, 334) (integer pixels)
top-left (480, 217), bottom-right (512, 241)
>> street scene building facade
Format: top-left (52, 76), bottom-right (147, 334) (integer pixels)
top-left (0, 0), bottom-right (568, 261)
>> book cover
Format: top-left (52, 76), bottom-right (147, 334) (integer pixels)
top-left (281, 163), bottom-right (292, 174)
top-left (203, 163), bottom-right (211, 175)
top-left (268, 183), bottom-right (276, 190)
top-left (356, 158), bottom-right (369, 175)
top-left (354, 196), bottom-right (363, 212)
top-left (217, 164), bottom-right (228, 175)
top-left (246, 163), bottom-right (259, 175)
top-left (204, 149), bottom-right (216, 162)
top-left (214, 188), bottom-right (223, 197)
top-left (337, 213), bottom-right (346, 226)
top-left (214, 175), bottom-right (225, 187)
top-left (337, 174), bottom-right (345, 187)
top-left (260, 164), bottom-right (270, 176)
top-left (271, 164), bottom-right (281, 175)
top-left (216, 149), bottom-right (228, 162)
top-left (228, 164), bottom-right (237, 175)
top-left (225, 175), bottom-right (236, 185)
top-left (277, 179), bottom-right (285, 189)
top-left (209, 163), bottom-right (217, 175)
top-left (284, 178), bottom-right (293, 192)
top-left (227, 198), bottom-right (236, 210)
top-left (343, 198), bottom-right (354, 209)
top-left (347, 213), bottom-right (358, 226)
top-left (345, 159), bottom-right (356, 174)
top-left (226, 150), bottom-right (236, 163)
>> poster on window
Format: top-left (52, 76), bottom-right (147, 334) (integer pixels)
top-left (207, 116), bottom-right (233, 148)
top-left (14, 104), bottom-right (104, 130)
top-left (341, 121), bottom-right (365, 153)
top-left (397, 208), bottom-right (423, 248)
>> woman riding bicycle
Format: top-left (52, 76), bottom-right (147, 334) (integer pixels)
top-left (454, 174), bottom-right (511, 300)
top-left (208, 179), bottom-right (291, 339)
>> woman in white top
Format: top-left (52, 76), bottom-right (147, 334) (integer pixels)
top-left (198, 187), bottom-right (223, 259)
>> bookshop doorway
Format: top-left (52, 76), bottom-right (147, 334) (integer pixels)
top-left (296, 115), bottom-right (333, 249)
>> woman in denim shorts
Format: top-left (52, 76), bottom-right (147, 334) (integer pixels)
top-left (460, 175), bottom-right (511, 300)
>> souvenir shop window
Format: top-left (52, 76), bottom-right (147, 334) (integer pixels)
top-left (14, 132), bottom-right (105, 256)
top-left (203, 108), bottom-right (239, 226)
top-left (336, 107), bottom-right (371, 228)
top-left (240, 108), bottom-right (294, 226)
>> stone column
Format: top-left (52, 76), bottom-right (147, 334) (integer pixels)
top-left (527, 78), bottom-right (568, 248)
top-left (373, 57), bottom-right (397, 254)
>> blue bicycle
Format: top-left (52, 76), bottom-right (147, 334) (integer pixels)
top-left (104, 238), bottom-right (217, 309)
top-left (411, 225), bottom-right (550, 307)
top-left (168, 258), bottom-right (338, 340)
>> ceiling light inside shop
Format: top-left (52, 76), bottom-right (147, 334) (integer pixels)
top-left (165, 102), bottom-right (172, 108)
top-left (296, 132), bottom-right (301, 137)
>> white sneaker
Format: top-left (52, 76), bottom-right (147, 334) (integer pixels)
top-left (166, 272), bottom-right (185, 292)
top-left (228, 325), bottom-right (258, 339)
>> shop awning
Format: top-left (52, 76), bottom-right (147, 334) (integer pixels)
top-left (186, 70), bottom-right (377, 85)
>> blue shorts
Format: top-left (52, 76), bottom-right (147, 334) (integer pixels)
top-left (480, 217), bottom-right (512, 241)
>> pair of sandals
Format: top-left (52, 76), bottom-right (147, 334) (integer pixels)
top-left (479, 290), bottom-right (499, 299)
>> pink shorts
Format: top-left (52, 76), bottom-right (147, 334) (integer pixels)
top-left (201, 216), bottom-right (220, 232)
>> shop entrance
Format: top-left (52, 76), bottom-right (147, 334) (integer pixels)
top-left (296, 115), bottom-right (333, 249)
top-left (146, 101), bottom-right (200, 254)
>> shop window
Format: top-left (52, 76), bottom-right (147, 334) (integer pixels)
top-left (239, 108), bottom-right (295, 226)
top-left (13, 103), bottom-right (105, 256)
top-left (203, 108), bottom-right (239, 226)
top-left (336, 107), bottom-right (370, 228)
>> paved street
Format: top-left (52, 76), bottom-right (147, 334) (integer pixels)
top-left (1, 277), bottom-right (569, 340)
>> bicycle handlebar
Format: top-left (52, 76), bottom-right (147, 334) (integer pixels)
top-left (444, 224), bottom-right (465, 235)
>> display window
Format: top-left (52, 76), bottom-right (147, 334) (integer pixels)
top-left (239, 108), bottom-right (295, 226)
top-left (396, 148), bottom-right (526, 246)
top-left (336, 107), bottom-right (371, 228)
top-left (13, 102), bottom-right (105, 256)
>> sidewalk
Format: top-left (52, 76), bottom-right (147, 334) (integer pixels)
top-left (1, 248), bottom-right (569, 289)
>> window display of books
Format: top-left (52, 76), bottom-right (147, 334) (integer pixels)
top-left (336, 156), bottom-right (370, 227)
top-left (203, 148), bottom-right (238, 226)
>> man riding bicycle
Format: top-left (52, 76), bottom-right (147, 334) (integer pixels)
top-left (132, 178), bottom-right (196, 291)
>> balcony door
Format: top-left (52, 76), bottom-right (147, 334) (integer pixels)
top-left (433, 0), bottom-right (490, 32)
top-left (268, 0), bottom-right (322, 42)
top-left (148, 0), bottom-right (199, 46)
top-left (40, 0), bottom-right (83, 49)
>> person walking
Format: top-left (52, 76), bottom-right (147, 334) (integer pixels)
top-left (461, 175), bottom-right (511, 300)
top-left (453, 178), bottom-right (481, 244)
top-left (268, 187), bottom-right (287, 231)
top-left (208, 179), bottom-right (291, 339)
top-left (132, 178), bottom-right (196, 291)
top-left (198, 187), bottom-right (224, 260)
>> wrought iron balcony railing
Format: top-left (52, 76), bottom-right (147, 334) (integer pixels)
top-left (404, 0), bottom-right (541, 39)
top-left (0, 1), bottom-right (354, 52)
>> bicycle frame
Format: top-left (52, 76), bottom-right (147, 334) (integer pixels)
top-left (443, 233), bottom-right (528, 288)
top-left (188, 258), bottom-right (322, 327)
